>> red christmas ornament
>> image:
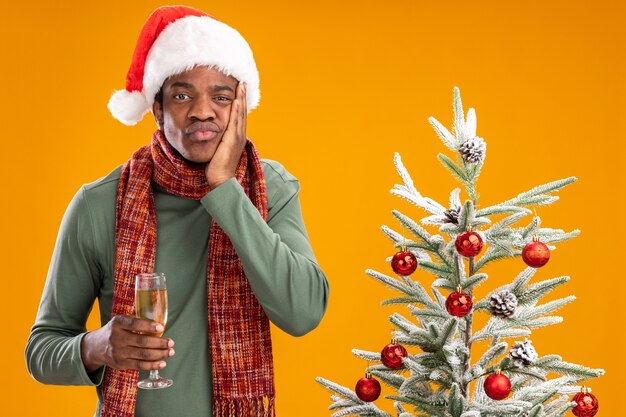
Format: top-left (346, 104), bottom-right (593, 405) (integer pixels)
top-left (522, 237), bottom-right (550, 268)
top-left (455, 231), bottom-right (483, 257)
top-left (355, 374), bottom-right (381, 402)
top-left (381, 342), bottom-right (408, 369)
top-left (391, 251), bottom-right (418, 275)
top-left (445, 290), bottom-right (473, 317)
top-left (483, 371), bottom-right (511, 400)
top-left (572, 388), bottom-right (599, 417)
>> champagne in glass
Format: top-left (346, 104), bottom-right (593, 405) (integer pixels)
top-left (135, 288), bottom-right (168, 335)
top-left (135, 272), bottom-right (173, 389)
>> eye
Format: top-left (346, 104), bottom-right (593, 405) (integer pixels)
top-left (214, 96), bottom-right (232, 103)
top-left (173, 93), bottom-right (190, 100)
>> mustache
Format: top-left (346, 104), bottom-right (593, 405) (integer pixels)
top-left (185, 121), bottom-right (220, 135)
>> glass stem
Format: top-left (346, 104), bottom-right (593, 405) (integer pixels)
top-left (149, 370), bottom-right (159, 381)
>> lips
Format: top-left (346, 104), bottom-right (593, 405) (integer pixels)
top-left (186, 121), bottom-right (220, 141)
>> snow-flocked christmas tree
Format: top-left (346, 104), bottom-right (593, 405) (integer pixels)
top-left (316, 88), bottom-right (604, 417)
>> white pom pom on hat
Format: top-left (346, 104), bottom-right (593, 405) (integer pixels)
top-left (108, 90), bottom-right (150, 126)
top-left (108, 6), bottom-right (260, 126)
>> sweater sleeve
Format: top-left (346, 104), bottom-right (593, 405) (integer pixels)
top-left (200, 162), bottom-right (329, 336)
top-left (25, 187), bottom-right (105, 386)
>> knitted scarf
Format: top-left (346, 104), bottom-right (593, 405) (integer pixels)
top-left (101, 130), bottom-right (275, 417)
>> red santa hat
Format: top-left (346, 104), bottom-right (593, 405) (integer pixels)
top-left (108, 6), bottom-right (260, 126)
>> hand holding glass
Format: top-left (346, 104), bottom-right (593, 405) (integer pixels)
top-left (135, 272), bottom-right (173, 389)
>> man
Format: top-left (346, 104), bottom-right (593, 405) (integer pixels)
top-left (25, 6), bottom-right (329, 417)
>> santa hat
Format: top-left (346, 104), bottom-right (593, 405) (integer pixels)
top-left (108, 6), bottom-right (260, 126)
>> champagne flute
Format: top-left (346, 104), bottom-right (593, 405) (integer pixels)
top-left (135, 272), bottom-right (173, 389)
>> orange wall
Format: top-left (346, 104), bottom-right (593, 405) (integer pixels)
top-left (2, 0), bottom-right (624, 415)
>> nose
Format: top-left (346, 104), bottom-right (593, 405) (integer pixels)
top-left (188, 94), bottom-right (216, 121)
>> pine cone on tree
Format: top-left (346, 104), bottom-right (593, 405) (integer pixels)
top-left (458, 136), bottom-right (486, 163)
top-left (443, 206), bottom-right (460, 224)
top-left (489, 290), bottom-right (518, 317)
top-left (510, 339), bottom-right (539, 368)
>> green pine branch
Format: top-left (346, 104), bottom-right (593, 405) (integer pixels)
top-left (390, 211), bottom-right (454, 268)
top-left (534, 356), bottom-right (605, 380)
top-left (315, 377), bottom-right (394, 417)
top-left (366, 269), bottom-right (439, 310)
top-left (386, 395), bottom-right (448, 417)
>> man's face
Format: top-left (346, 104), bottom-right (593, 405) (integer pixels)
top-left (153, 66), bottom-right (239, 164)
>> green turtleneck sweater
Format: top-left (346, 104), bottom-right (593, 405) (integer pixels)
top-left (26, 159), bottom-right (329, 417)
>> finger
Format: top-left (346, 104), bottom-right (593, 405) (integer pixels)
top-left (130, 333), bottom-right (175, 349)
top-left (137, 360), bottom-right (168, 371)
top-left (116, 358), bottom-right (169, 371)
top-left (225, 85), bottom-right (242, 134)
top-left (240, 83), bottom-right (247, 139)
top-left (112, 315), bottom-right (163, 334)
top-left (126, 346), bottom-right (175, 362)
top-left (136, 360), bottom-right (168, 371)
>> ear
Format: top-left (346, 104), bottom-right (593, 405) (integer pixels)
top-left (153, 99), bottom-right (164, 130)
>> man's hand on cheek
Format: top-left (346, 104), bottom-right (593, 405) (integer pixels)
top-left (205, 82), bottom-right (247, 189)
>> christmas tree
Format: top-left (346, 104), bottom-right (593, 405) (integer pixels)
top-left (316, 88), bottom-right (604, 417)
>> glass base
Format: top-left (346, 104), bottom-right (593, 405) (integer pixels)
top-left (137, 375), bottom-right (173, 389)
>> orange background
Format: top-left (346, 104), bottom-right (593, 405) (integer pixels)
top-left (2, 0), bottom-right (624, 415)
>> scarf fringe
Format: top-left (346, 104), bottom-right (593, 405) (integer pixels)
top-left (214, 396), bottom-right (276, 417)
